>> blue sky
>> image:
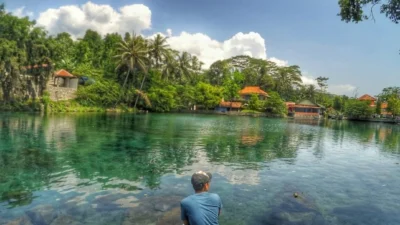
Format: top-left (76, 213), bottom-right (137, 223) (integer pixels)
top-left (5, 0), bottom-right (400, 96)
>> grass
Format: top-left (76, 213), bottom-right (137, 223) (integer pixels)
top-left (241, 109), bottom-right (263, 114)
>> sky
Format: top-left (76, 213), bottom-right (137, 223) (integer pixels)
top-left (4, 0), bottom-right (400, 96)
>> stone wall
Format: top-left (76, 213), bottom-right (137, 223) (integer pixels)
top-left (47, 85), bottom-right (77, 101)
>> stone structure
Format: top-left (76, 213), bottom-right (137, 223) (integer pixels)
top-left (47, 69), bottom-right (78, 101)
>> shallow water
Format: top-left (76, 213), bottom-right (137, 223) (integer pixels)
top-left (0, 113), bottom-right (400, 225)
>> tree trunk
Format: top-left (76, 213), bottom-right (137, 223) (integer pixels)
top-left (133, 73), bottom-right (147, 109)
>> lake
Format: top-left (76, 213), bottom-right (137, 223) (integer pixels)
top-left (0, 113), bottom-right (399, 225)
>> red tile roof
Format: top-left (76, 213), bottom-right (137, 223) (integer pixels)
top-left (219, 101), bottom-right (242, 108)
top-left (239, 86), bottom-right (268, 96)
top-left (55, 69), bottom-right (75, 78)
top-left (381, 102), bottom-right (388, 109)
top-left (358, 94), bottom-right (376, 101)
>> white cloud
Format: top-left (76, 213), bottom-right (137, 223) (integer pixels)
top-left (166, 28), bottom-right (173, 37)
top-left (301, 73), bottom-right (318, 86)
top-left (37, 1), bottom-right (151, 38)
top-left (328, 84), bottom-right (357, 95)
top-left (12, 6), bottom-right (34, 18)
top-left (165, 31), bottom-right (283, 68)
top-left (269, 57), bottom-right (288, 67)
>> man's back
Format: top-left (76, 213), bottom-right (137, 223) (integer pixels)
top-left (181, 192), bottom-right (222, 225)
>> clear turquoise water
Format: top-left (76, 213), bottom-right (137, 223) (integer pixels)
top-left (0, 113), bottom-right (400, 225)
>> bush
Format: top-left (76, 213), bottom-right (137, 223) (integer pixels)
top-left (76, 80), bottom-right (122, 107)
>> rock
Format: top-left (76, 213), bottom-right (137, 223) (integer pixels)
top-left (5, 215), bottom-right (33, 225)
top-left (122, 196), bottom-right (182, 225)
top-left (156, 207), bottom-right (181, 225)
top-left (252, 186), bottom-right (325, 225)
top-left (26, 204), bottom-right (57, 225)
top-left (50, 215), bottom-right (82, 225)
top-left (332, 204), bottom-right (392, 225)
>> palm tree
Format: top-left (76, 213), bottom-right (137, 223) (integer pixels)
top-left (176, 52), bottom-right (192, 83)
top-left (149, 34), bottom-right (170, 69)
top-left (161, 50), bottom-right (178, 81)
top-left (115, 33), bottom-right (148, 88)
top-left (114, 33), bottom-right (149, 108)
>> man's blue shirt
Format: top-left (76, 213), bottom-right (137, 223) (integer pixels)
top-left (181, 192), bottom-right (222, 225)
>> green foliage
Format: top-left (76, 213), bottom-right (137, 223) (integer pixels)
top-left (76, 80), bottom-right (122, 107)
top-left (376, 100), bottom-right (382, 114)
top-left (223, 71), bottom-right (243, 102)
top-left (148, 86), bottom-right (178, 112)
top-left (248, 94), bottom-right (262, 111)
top-left (388, 96), bottom-right (400, 115)
top-left (265, 92), bottom-right (288, 116)
top-left (338, 0), bottom-right (400, 24)
top-left (345, 99), bottom-right (374, 118)
top-left (195, 82), bottom-right (223, 109)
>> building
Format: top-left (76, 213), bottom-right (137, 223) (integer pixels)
top-left (47, 69), bottom-right (79, 101)
top-left (215, 101), bottom-right (242, 112)
top-left (287, 100), bottom-right (322, 118)
top-left (53, 69), bottom-right (79, 89)
top-left (239, 86), bottom-right (269, 101)
top-left (358, 94), bottom-right (377, 107)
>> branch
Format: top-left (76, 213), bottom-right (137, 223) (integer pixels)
top-left (369, 2), bottom-right (379, 23)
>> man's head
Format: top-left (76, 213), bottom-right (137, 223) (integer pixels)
top-left (191, 171), bottom-right (212, 192)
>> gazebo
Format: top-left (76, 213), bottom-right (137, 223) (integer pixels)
top-left (54, 69), bottom-right (78, 89)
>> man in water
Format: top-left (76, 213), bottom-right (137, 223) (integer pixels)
top-left (181, 171), bottom-right (222, 225)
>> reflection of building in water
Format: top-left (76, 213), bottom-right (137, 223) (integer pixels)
top-left (241, 135), bottom-right (263, 146)
top-left (44, 116), bottom-right (77, 150)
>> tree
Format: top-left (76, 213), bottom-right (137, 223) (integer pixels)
top-left (316, 77), bottom-right (329, 92)
top-left (378, 86), bottom-right (400, 101)
top-left (338, 0), bottom-right (400, 24)
top-left (195, 82), bottom-right (223, 109)
top-left (222, 71), bottom-right (244, 110)
top-left (114, 33), bottom-right (149, 108)
top-left (388, 96), bottom-right (400, 115)
top-left (265, 92), bottom-right (288, 116)
top-left (149, 34), bottom-right (170, 69)
top-left (345, 99), bottom-right (374, 118)
top-left (273, 65), bottom-right (302, 100)
top-left (115, 33), bottom-right (148, 88)
top-left (248, 94), bottom-right (262, 111)
top-left (176, 52), bottom-right (192, 83)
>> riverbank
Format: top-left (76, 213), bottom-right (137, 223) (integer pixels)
top-left (347, 117), bottom-right (399, 124)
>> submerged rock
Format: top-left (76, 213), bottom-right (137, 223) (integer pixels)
top-left (26, 204), bottom-right (57, 225)
top-left (5, 215), bottom-right (33, 225)
top-left (252, 186), bottom-right (325, 225)
top-left (50, 215), bottom-right (83, 225)
top-left (156, 207), bottom-right (181, 225)
top-left (332, 204), bottom-right (397, 225)
top-left (123, 196), bottom-right (182, 225)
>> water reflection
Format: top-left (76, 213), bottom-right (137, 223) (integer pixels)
top-left (0, 114), bottom-right (400, 224)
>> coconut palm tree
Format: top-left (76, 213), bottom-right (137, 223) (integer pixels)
top-left (149, 34), bottom-right (170, 69)
top-left (175, 52), bottom-right (193, 83)
top-left (161, 50), bottom-right (178, 81)
top-left (115, 33), bottom-right (149, 108)
top-left (115, 33), bottom-right (148, 88)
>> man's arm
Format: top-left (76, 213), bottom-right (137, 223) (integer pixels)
top-left (181, 202), bottom-right (190, 225)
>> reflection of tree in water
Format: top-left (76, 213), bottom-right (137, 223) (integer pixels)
top-left (0, 115), bottom-right (58, 208)
top-left (327, 121), bottom-right (400, 154)
top-left (201, 118), bottom-right (322, 167)
top-left (61, 114), bottom-right (198, 189)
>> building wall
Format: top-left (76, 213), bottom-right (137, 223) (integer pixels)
top-left (47, 85), bottom-right (77, 101)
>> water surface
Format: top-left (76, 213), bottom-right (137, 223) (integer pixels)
top-left (0, 113), bottom-right (399, 225)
